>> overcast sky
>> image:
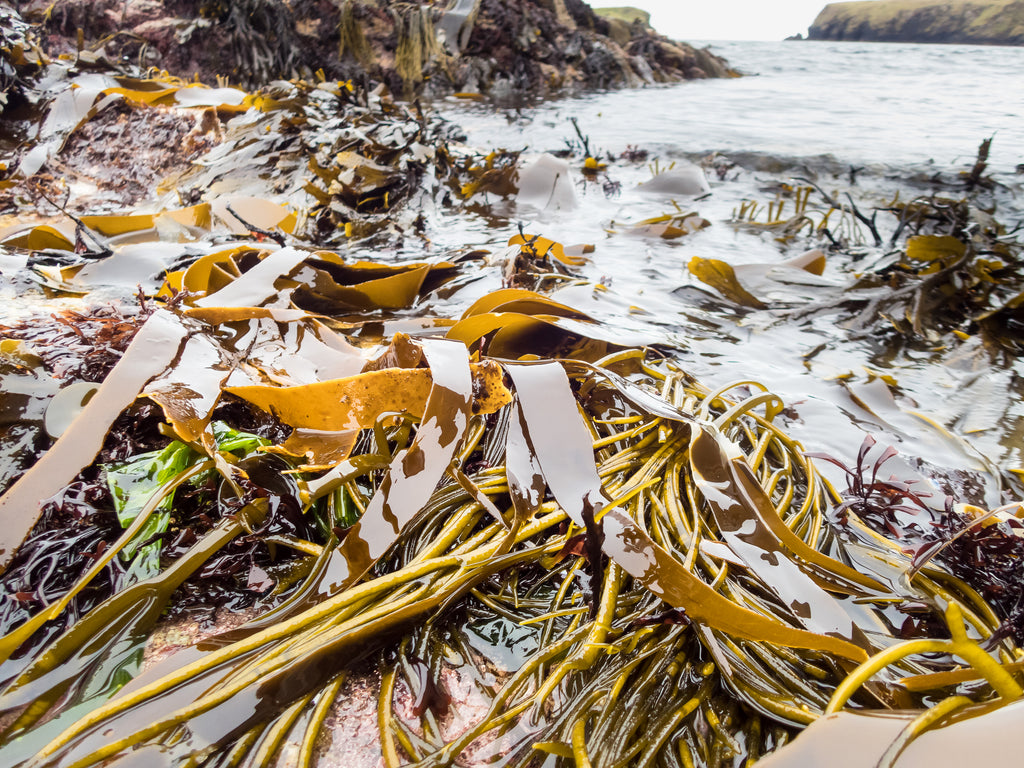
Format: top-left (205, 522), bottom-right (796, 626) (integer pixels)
top-left (604, 0), bottom-right (837, 41)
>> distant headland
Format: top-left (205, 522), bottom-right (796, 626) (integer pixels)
top-left (807, 0), bottom-right (1024, 45)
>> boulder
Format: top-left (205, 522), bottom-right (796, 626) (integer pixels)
top-left (12, 0), bottom-right (738, 96)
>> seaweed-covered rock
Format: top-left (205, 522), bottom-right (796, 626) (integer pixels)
top-left (10, 0), bottom-right (736, 95)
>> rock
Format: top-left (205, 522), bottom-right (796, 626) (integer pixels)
top-left (637, 166), bottom-right (711, 197)
top-left (807, 0), bottom-right (1024, 46)
top-left (516, 154), bottom-right (577, 211)
top-left (604, 17), bottom-right (634, 47)
top-left (592, 6), bottom-right (652, 26)
top-left (13, 0), bottom-right (738, 97)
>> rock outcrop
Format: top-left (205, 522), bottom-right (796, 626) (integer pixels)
top-left (9, 0), bottom-right (737, 96)
top-left (807, 0), bottom-right (1024, 45)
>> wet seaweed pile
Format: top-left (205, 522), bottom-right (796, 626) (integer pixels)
top-left (8, 0), bottom-right (734, 97)
top-left (0, 228), bottom-right (1022, 767)
top-left (3, 10), bottom-right (1024, 768)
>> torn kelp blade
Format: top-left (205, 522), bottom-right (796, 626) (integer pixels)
top-left (183, 306), bottom-right (368, 387)
top-left (508, 233), bottom-right (589, 267)
top-left (758, 698), bottom-right (1024, 768)
top-left (143, 330), bottom-right (231, 445)
top-left (688, 255), bottom-right (768, 309)
top-left (225, 360), bottom-right (510, 432)
top-left (193, 247), bottom-right (311, 309)
top-left (291, 264), bottom-right (434, 312)
top-left (295, 338), bottom-right (474, 595)
top-left (688, 426), bottom-right (874, 650)
top-left (0, 311), bottom-right (188, 575)
top-left (504, 361), bottom-right (868, 663)
top-left (460, 288), bottom-right (595, 320)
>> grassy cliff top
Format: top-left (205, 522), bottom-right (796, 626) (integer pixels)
top-left (816, 0), bottom-right (1017, 22)
top-left (593, 6), bottom-right (652, 26)
top-left (811, 0), bottom-right (1024, 44)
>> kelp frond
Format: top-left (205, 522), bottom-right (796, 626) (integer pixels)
top-left (0, 235), bottom-right (1021, 768)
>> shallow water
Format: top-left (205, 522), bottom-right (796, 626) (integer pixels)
top-left (445, 40), bottom-right (1024, 175)
top-left (423, 40), bottom-right (1024, 504)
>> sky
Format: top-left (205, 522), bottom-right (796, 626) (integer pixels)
top-left (610, 1), bottom-right (837, 41)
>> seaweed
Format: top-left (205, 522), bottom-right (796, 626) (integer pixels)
top-left (1, 14), bottom-right (1023, 766)
top-left (810, 435), bottom-right (1024, 644)
top-left (0, 262), bottom-right (1019, 766)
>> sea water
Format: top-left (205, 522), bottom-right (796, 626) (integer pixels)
top-left (446, 40), bottom-right (1024, 176)
top-left (428, 40), bottom-right (1024, 502)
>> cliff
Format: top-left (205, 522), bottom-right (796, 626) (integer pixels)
top-left (10, 0), bottom-right (736, 97)
top-left (808, 0), bottom-right (1024, 45)
top-left (593, 6), bottom-right (652, 26)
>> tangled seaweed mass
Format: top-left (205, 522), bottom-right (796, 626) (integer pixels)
top-left (2, 240), bottom-right (1023, 768)
top-left (2, 3), bottom-right (1024, 768)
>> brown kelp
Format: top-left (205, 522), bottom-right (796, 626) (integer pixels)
top-left (0, 229), bottom-right (1021, 767)
top-left (3, 18), bottom-right (1024, 765)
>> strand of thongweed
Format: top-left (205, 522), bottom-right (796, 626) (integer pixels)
top-left (472, 591), bottom-right (717, 768)
top-left (721, 407), bottom-right (827, 543)
top-left (223, 516), bottom-right (569, 689)
top-left (42, 543), bottom-right (563, 767)
top-left (916, 570), bottom-right (1007, 643)
top-left (408, 630), bottom-right (594, 767)
top-left (696, 380), bottom-right (775, 423)
top-left (246, 691), bottom-right (314, 767)
top-left (567, 619), bottom-right (718, 767)
top-left (530, 553), bottom-right (588, 686)
top-left (379, 663), bottom-right (403, 768)
top-left (43, 580), bottom-right (441, 767)
top-left (218, 579), bottom-right (440, 688)
top-left (875, 695), bottom-right (974, 768)
top-left (297, 674), bottom-right (345, 768)
top-left (0, 459), bottom-right (215, 665)
top-left (600, 627), bottom-right (693, 768)
top-left (663, 450), bottom-right (695, 542)
top-left (706, 627), bottom-right (824, 726)
top-left (584, 644), bottom-right (668, 752)
top-left (392, 717), bottom-right (430, 763)
top-left (215, 722), bottom-right (264, 768)
top-left (728, 636), bottom-right (833, 710)
top-left (528, 563), bottom-right (622, 716)
top-left (826, 602), bottom-right (1022, 714)
top-left (29, 548), bottom-right (480, 762)
top-left (635, 675), bottom-right (713, 768)
top-left (555, 635), bottom-right (697, 768)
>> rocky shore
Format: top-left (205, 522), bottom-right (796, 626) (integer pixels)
top-left (808, 0), bottom-right (1024, 46)
top-left (8, 0), bottom-right (735, 97)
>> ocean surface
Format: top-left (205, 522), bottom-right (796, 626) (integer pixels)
top-left (429, 40), bottom-right (1024, 503)
top-left (447, 39), bottom-right (1024, 177)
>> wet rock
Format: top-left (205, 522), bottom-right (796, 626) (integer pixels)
top-left (637, 166), bottom-right (711, 197)
top-left (12, 0), bottom-right (738, 97)
top-left (516, 153), bottom-right (577, 211)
